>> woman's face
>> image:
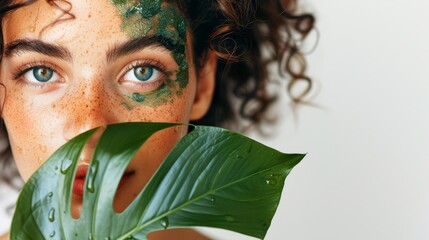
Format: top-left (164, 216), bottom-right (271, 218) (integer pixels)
top-left (0, 0), bottom-right (215, 213)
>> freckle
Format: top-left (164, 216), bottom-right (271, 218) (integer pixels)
top-left (16, 146), bottom-right (23, 153)
top-left (88, 13), bottom-right (92, 18)
top-left (52, 104), bottom-right (56, 108)
top-left (38, 144), bottom-right (47, 153)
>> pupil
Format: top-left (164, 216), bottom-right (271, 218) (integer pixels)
top-left (40, 69), bottom-right (48, 77)
top-left (34, 67), bottom-right (53, 82)
top-left (134, 67), bottom-right (153, 81)
top-left (138, 68), bottom-right (146, 75)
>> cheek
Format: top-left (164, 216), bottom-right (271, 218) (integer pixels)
top-left (117, 78), bottom-right (196, 123)
top-left (2, 92), bottom-right (60, 180)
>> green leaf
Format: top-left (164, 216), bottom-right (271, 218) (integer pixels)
top-left (11, 123), bottom-right (304, 240)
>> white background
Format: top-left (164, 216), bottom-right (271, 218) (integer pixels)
top-left (2, 0), bottom-right (429, 239)
top-left (201, 0), bottom-right (429, 239)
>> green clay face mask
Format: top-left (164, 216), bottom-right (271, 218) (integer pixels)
top-left (111, 0), bottom-right (189, 106)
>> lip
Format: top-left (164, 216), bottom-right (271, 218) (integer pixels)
top-left (73, 164), bottom-right (135, 197)
top-left (72, 165), bottom-right (88, 197)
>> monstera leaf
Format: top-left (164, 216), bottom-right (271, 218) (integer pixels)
top-left (11, 122), bottom-right (304, 239)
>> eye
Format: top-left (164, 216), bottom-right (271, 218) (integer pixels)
top-left (123, 66), bottom-right (161, 83)
top-left (23, 66), bottom-right (60, 83)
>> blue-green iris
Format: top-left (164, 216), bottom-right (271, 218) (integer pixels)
top-left (33, 67), bottom-right (53, 82)
top-left (134, 67), bottom-right (153, 81)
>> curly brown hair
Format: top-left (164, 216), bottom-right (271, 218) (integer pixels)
top-left (0, 0), bottom-right (315, 184)
top-left (178, 0), bottom-right (316, 129)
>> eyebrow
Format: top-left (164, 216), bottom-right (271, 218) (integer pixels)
top-left (106, 36), bottom-right (180, 63)
top-left (3, 36), bottom-right (182, 63)
top-left (4, 39), bottom-right (72, 62)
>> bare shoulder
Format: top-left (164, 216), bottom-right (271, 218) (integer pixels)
top-left (0, 232), bottom-right (9, 240)
top-left (148, 228), bottom-right (212, 240)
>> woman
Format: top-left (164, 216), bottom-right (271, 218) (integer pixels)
top-left (0, 0), bottom-right (314, 239)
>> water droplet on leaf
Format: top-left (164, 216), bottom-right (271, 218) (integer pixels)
top-left (160, 217), bottom-right (169, 229)
top-left (265, 178), bottom-right (278, 186)
top-left (225, 215), bottom-right (235, 222)
top-left (60, 158), bottom-right (73, 174)
top-left (49, 231), bottom-right (55, 237)
top-left (47, 192), bottom-right (53, 198)
top-left (260, 219), bottom-right (268, 228)
top-left (48, 208), bottom-right (55, 222)
top-left (247, 143), bottom-right (253, 153)
top-left (209, 196), bottom-right (216, 202)
top-left (87, 161), bottom-right (99, 193)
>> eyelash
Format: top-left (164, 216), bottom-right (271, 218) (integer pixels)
top-left (121, 59), bottom-right (169, 80)
top-left (12, 61), bottom-right (60, 81)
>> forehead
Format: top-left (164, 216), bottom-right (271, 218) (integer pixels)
top-left (3, 0), bottom-right (122, 45)
top-left (3, 0), bottom-right (184, 45)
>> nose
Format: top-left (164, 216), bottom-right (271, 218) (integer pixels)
top-left (62, 76), bottom-right (113, 143)
top-left (63, 105), bottom-right (109, 143)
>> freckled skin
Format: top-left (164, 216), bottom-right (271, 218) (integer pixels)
top-left (0, 1), bottom-right (213, 238)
